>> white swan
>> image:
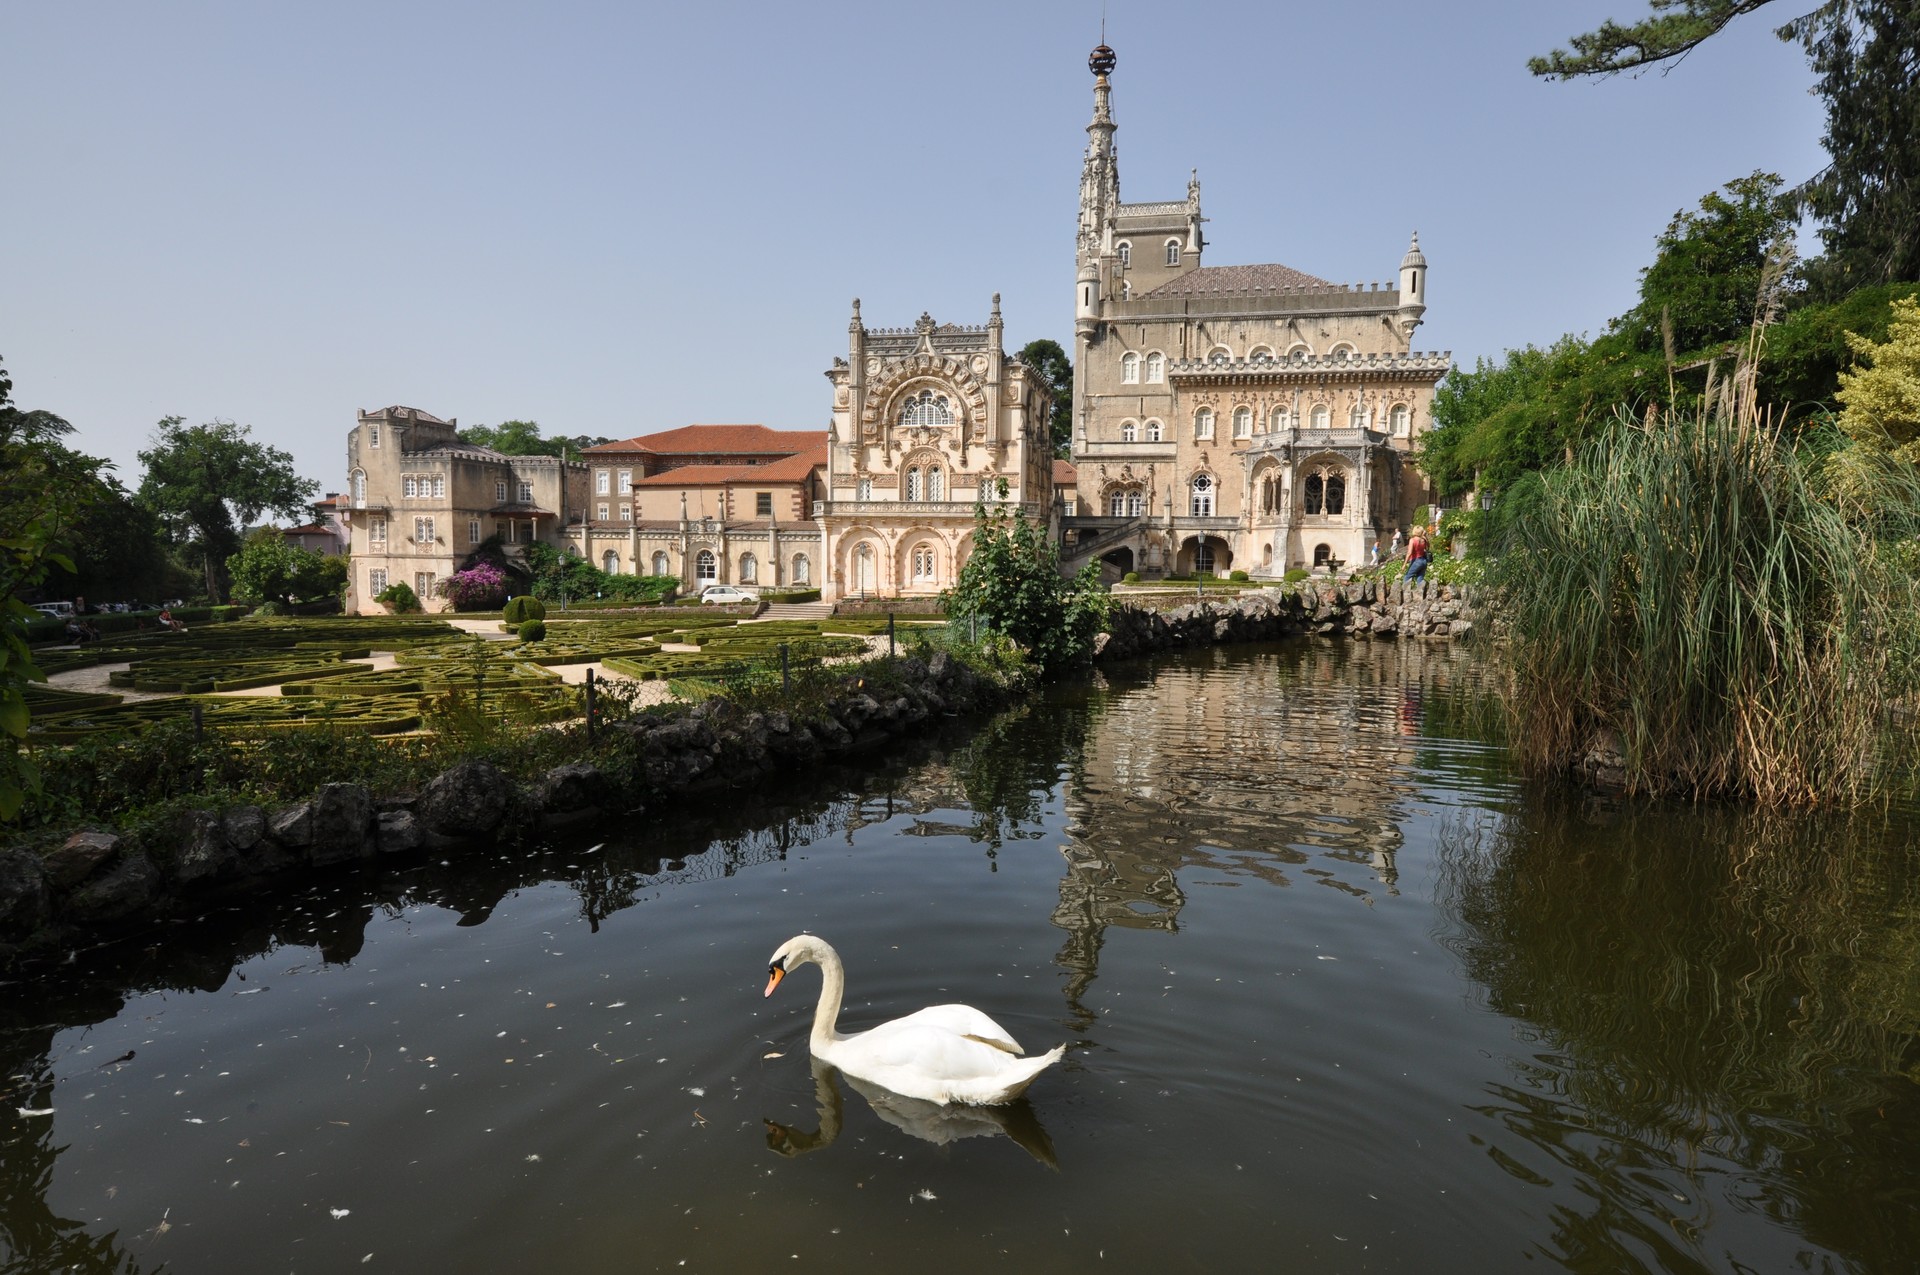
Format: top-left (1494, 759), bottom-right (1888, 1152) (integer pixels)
top-left (763, 934), bottom-right (1065, 1106)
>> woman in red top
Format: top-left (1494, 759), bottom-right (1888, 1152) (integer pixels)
top-left (1403, 527), bottom-right (1431, 581)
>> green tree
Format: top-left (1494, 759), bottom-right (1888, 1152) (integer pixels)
top-left (136, 417), bottom-right (318, 602)
top-left (1834, 295), bottom-right (1920, 468)
top-left (941, 504), bottom-right (1108, 673)
top-left (1531, 1), bottom-right (1920, 290)
top-left (1018, 339), bottom-right (1074, 457)
top-left (0, 359), bottom-right (81, 818)
top-left (458, 420), bottom-right (611, 461)
top-left (226, 529), bottom-right (339, 607)
top-left (1617, 172), bottom-right (1799, 356)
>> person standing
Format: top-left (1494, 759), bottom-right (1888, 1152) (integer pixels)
top-left (1403, 526), bottom-right (1430, 581)
top-left (1389, 527), bottom-right (1404, 560)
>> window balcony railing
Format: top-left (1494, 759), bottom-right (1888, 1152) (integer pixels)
top-left (817, 500), bottom-right (1045, 519)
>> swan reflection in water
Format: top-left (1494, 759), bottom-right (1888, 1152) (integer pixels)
top-left (765, 1056), bottom-right (1059, 1169)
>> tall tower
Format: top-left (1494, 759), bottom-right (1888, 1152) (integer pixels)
top-left (1073, 42), bottom-right (1119, 447)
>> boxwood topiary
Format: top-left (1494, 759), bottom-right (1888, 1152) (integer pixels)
top-left (518, 619), bottom-right (548, 642)
top-left (503, 596), bottom-right (547, 625)
top-left (1122, 571), bottom-right (1139, 584)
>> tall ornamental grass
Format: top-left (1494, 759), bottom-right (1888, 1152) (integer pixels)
top-left (1490, 411), bottom-right (1920, 806)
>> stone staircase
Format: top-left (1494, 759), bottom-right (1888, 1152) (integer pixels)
top-left (752, 601), bottom-right (835, 622)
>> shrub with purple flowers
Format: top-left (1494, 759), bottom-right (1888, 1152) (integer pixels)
top-left (439, 561), bottom-right (508, 611)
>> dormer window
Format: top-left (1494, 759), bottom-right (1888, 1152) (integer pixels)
top-left (1165, 240), bottom-right (1181, 266)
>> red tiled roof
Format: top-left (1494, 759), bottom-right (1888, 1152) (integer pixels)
top-left (1052, 459), bottom-right (1078, 486)
top-left (586, 425), bottom-right (825, 456)
top-left (281, 523), bottom-right (332, 536)
top-left (631, 441), bottom-right (826, 488)
top-left (1143, 263), bottom-right (1333, 296)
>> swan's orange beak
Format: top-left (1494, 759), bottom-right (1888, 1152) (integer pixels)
top-left (764, 965), bottom-right (785, 998)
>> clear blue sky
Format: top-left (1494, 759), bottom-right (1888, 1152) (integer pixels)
top-left (2, 1), bottom-right (1825, 497)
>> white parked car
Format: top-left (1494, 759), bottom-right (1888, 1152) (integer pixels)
top-left (699, 585), bottom-right (758, 605)
top-left (33, 602), bottom-right (75, 618)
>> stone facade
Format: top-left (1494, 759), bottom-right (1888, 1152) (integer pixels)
top-left (344, 406), bottom-right (588, 614)
top-left (1064, 43), bottom-right (1449, 582)
top-left (818, 298), bottom-right (1055, 601)
top-left (566, 425), bottom-right (828, 592)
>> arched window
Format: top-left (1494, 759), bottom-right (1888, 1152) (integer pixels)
top-left (695, 549), bottom-right (717, 582)
top-left (906, 468), bottom-right (923, 500)
top-left (1270, 407), bottom-right (1291, 433)
top-left (1145, 352), bottom-right (1165, 383)
top-left (1314, 543), bottom-right (1332, 567)
top-left (1330, 344), bottom-right (1355, 361)
top-left (1304, 473), bottom-right (1324, 515)
top-left (1121, 420), bottom-right (1138, 442)
top-left (652, 551), bottom-right (671, 576)
top-left (1165, 240), bottom-right (1181, 266)
top-left (1117, 241), bottom-right (1131, 267)
top-left (1310, 404), bottom-right (1331, 430)
top-left (1233, 407), bottom-right (1252, 438)
top-left (1325, 473), bottom-right (1346, 515)
top-left (928, 467), bottom-right (943, 500)
top-left (1208, 346), bottom-right (1232, 365)
top-left (1146, 419), bottom-right (1163, 442)
top-left (792, 552), bottom-right (810, 585)
top-left (910, 545), bottom-right (936, 584)
top-left (602, 550), bottom-right (619, 574)
top-left (1389, 404), bottom-right (1411, 436)
top-left (1194, 408), bottom-right (1214, 440)
top-left (1121, 352), bottom-right (1140, 384)
top-left (898, 390), bottom-right (954, 428)
top-left (352, 470), bottom-right (366, 504)
top-left (1128, 490), bottom-right (1144, 517)
top-left (740, 552), bottom-right (758, 583)
top-left (1110, 490), bottom-right (1128, 516)
top-left (1190, 473), bottom-right (1214, 516)
top-left (1249, 346), bottom-right (1274, 363)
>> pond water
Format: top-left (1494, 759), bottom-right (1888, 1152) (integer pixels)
top-left (5, 642), bottom-right (1920, 1274)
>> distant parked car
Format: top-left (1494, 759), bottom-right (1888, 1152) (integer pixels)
top-left (32, 602), bottom-right (74, 618)
top-left (699, 585), bottom-right (758, 605)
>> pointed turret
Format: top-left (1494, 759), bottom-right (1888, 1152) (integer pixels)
top-left (1396, 233), bottom-right (1427, 345)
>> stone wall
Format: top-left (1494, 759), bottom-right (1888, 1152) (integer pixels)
top-left (1095, 579), bottom-right (1477, 660)
top-left (0, 651), bottom-right (1005, 961)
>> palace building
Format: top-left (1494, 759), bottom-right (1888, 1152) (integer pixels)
top-left (1062, 43), bottom-right (1447, 580)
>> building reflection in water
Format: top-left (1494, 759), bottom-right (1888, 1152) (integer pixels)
top-left (1048, 642), bottom-right (1476, 1025)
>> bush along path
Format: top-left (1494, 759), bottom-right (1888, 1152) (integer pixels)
top-left (0, 650), bottom-right (1009, 961)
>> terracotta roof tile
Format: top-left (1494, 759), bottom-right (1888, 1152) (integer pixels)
top-left (586, 425), bottom-right (825, 456)
top-left (1052, 459), bottom-right (1078, 486)
top-left (630, 441), bottom-right (826, 488)
top-left (1142, 263), bottom-right (1333, 296)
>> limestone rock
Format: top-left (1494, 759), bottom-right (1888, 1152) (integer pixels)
top-left (419, 761), bottom-right (515, 840)
top-left (0, 848), bottom-right (51, 941)
top-left (172, 810), bottom-right (239, 884)
top-left (65, 853), bottom-right (159, 924)
top-left (44, 830), bottom-right (121, 890)
top-left (377, 809), bottom-right (422, 854)
top-left (535, 762), bottom-right (608, 815)
top-left (308, 784), bottom-right (375, 866)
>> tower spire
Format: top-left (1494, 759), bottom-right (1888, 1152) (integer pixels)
top-left (1079, 42), bottom-right (1120, 269)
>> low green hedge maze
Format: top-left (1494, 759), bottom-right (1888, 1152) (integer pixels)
top-left (106, 657), bottom-right (373, 695)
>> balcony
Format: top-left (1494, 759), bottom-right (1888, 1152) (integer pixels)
top-left (1074, 440), bottom-right (1179, 461)
top-left (817, 500), bottom-right (1046, 520)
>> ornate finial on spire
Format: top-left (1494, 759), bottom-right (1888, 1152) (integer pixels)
top-left (915, 312), bottom-right (936, 335)
top-left (1400, 232), bottom-right (1426, 269)
top-left (990, 293), bottom-right (1002, 320)
top-left (1189, 168), bottom-right (1201, 201)
top-left (1089, 43), bottom-right (1115, 77)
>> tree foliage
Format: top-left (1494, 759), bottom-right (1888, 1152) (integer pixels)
top-left (136, 417), bottom-right (317, 601)
top-left (941, 504), bottom-right (1108, 672)
top-left (0, 358), bottom-right (74, 818)
top-left (457, 420), bottom-right (609, 460)
top-left (225, 529), bottom-right (340, 606)
top-left (1532, 0), bottom-right (1920, 289)
top-left (1834, 295), bottom-right (1920, 468)
top-left (1018, 339), bottom-right (1074, 457)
